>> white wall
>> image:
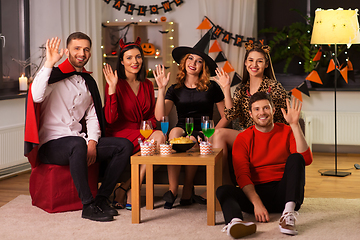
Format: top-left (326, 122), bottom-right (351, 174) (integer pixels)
top-left (302, 91), bottom-right (360, 112)
top-left (0, 98), bottom-right (26, 127)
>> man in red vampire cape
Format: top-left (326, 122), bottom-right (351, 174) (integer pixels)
top-left (24, 32), bottom-right (133, 222)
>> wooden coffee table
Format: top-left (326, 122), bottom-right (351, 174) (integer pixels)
top-left (131, 148), bottom-right (223, 226)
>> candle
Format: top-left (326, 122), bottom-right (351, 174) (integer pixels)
top-left (19, 74), bottom-right (28, 91)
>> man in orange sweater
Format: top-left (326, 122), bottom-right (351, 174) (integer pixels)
top-left (217, 92), bottom-right (313, 239)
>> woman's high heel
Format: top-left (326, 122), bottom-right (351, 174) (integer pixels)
top-left (163, 190), bottom-right (177, 209)
top-left (112, 185), bottom-right (129, 209)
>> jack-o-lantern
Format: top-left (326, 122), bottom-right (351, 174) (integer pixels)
top-left (160, 16), bottom-right (167, 22)
top-left (141, 43), bottom-right (156, 55)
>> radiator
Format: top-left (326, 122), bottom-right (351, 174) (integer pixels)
top-left (0, 124), bottom-right (29, 178)
top-left (303, 111), bottom-right (360, 146)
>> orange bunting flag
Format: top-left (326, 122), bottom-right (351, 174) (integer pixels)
top-left (209, 40), bottom-right (222, 53)
top-left (196, 18), bottom-right (213, 30)
top-left (305, 70), bottom-right (323, 84)
top-left (313, 49), bottom-right (322, 62)
top-left (327, 59), bottom-right (336, 73)
top-left (340, 66), bottom-right (348, 83)
top-left (291, 89), bottom-right (303, 102)
top-left (223, 61), bottom-right (234, 73)
top-left (347, 60), bottom-right (353, 71)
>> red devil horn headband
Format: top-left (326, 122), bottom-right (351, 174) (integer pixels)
top-left (119, 37), bottom-right (141, 51)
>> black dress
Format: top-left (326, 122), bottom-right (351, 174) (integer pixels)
top-left (165, 80), bottom-right (224, 131)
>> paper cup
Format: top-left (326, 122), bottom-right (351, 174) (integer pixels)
top-left (200, 142), bottom-right (213, 155)
top-left (160, 144), bottom-right (172, 155)
top-left (140, 143), bottom-right (153, 156)
top-left (152, 141), bottom-right (158, 154)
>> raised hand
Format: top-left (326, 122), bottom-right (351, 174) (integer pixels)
top-left (44, 37), bottom-right (64, 68)
top-left (214, 67), bottom-right (230, 89)
top-left (281, 98), bottom-right (302, 126)
top-left (103, 63), bottom-right (118, 95)
top-left (154, 64), bottom-right (170, 90)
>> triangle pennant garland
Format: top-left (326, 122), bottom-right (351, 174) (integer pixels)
top-left (231, 72), bottom-right (242, 87)
top-left (209, 40), bottom-right (222, 53)
top-left (327, 59), bottom-right (336, 73)
top-left (223, 61), bottom-right (235, 73)
top-left (305, 70), bottom-right (323, 85)
top-left (214, 52), bottom-right (227, 63)
top-left (313, 49), bottom-right (322, 62)
top-left (196, 18), bottom-right (213, 30)
top-left (291, 88), bottom-right (303, 102)
top-left (347, 60), bottom-right (354, 71)
top-left (296, 81), bottom-right (310, 97)
top-left (340, 66), bottom-right (348, 83)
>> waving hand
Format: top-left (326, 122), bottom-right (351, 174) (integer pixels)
top-left (44, 37), bottom-right (64, 69)
top-left (154, 64), bottom-right (170, 90)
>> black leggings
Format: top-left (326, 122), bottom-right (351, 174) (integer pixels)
top-left (216, 153), bottom-right (305, 224)
top-left (38, 136), bottom-right (133, 205)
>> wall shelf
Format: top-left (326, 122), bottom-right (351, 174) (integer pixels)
top-left (101, 21), bottom-right (178, 90)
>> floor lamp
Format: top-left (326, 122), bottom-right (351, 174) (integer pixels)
top-left (310, 8), bottom-right (360, 177)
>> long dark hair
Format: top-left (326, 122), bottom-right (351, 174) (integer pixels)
top-left (242, 48), bottom-right (276, 84)
top-left (116, 44), bottom-right (146, 82)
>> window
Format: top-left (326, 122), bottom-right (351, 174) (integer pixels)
top-left (0, 0), bottom-right (29, 95)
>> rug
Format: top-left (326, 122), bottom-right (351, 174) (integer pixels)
top-left (0, 195), bottom-right (360, 240)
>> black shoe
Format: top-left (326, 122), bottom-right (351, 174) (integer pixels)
top-left (180, 198), bottom-right (192, 206)
top-left (163, 190), bottom-right (177, 209)
top-left (82, 203), bottom-right (114, 222)
top-left (192, 193), bottom-right (207, 205)
top-left (95, 196), bottom-right (119, 216)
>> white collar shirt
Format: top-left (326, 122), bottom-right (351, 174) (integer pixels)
top-left (31, 67), bottom-right (101, 146)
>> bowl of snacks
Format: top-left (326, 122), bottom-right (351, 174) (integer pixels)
top-left (170, 137), bottom-right (196, 152)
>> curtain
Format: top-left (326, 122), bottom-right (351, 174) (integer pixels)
top-left (59, 0), bottom-right (103, 98)
top-left (198, 0), bottom-right (257, 88)
top-left (30, 0), bottom-right (103, 98)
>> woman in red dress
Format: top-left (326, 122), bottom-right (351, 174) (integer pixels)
top-left (103, 37), bottom-right (164, 210)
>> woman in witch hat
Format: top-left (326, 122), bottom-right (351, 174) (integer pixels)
top-left (154, 32), bottom-right (230, 209)
top-left (103, 37), bottom-right (165, 210)
top-left (212, 42), bottom-right (289, 186)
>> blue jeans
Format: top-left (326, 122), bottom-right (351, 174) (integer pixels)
top-left (38, 136), bottom-right (133, 205)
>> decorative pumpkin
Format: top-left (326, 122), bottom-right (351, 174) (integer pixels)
top-left (160, 16), bottom-right (167, 22)
top-left (141, 43), bottom-right (156, 55)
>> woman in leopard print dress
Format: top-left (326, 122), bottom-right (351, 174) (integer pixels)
top-left (212, 43), bottom-right (289, 186)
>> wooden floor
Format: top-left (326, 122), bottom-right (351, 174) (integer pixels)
top-left (0, 153), bottom-right (360, 207)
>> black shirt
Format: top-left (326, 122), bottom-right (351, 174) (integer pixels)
top-left (165, 80), bottom-right (224, 131)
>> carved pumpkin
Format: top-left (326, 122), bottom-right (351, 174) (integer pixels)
top-left (141, 43), bottom-right (156, 56)
top-left (160, 16), bottom-right (167, 22)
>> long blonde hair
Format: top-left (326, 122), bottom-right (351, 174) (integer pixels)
top-left (175, 53), bottom-right (210, 91)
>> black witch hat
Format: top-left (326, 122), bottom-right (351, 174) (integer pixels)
top-left (172, 30), bottom-right (218, 76)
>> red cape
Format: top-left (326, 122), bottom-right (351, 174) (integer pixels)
top-left (24, 59), bottom-right (102, 168)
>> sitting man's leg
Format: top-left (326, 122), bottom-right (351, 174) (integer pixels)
top-left (276, 153), bottom-right (305, 236)
top-left (216, 185), bottom-right (256, 239)
top-left (95, 137), bottom-right (133, 215)
top-left (38, 136), bottom-right (113, 222)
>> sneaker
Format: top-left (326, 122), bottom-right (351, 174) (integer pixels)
top-left (95, 196), bottom-right (119, 216)
top-left (279, 212), bottom-right (299, 235)
top-left (222, 218), bottom-right (256, 239)
top-left (82, 203), bottom-right (114, 222)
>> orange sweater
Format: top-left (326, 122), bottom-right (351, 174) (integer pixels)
top-left (232, 123), bottom-right (313, 188)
